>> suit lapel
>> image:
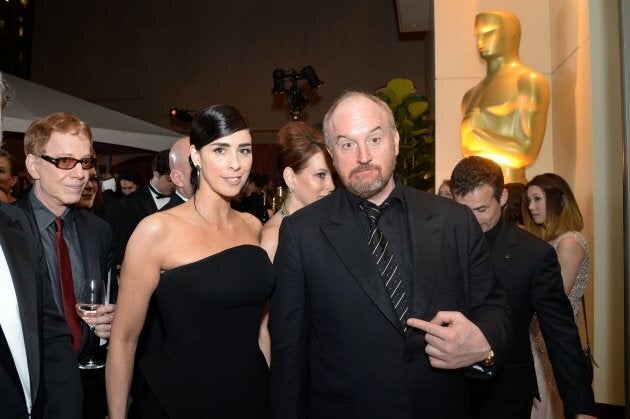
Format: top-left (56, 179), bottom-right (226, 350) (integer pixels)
top-left (319, 192), bottom-right (402, 333)
top-left (142, 185), bottom-right (158, 213)
top-left (405, 189), bottom-right (445, 320)
top-left (0, 207), bottom-right (40, 403)
top-left (73, 208), bottom-right (100, 282)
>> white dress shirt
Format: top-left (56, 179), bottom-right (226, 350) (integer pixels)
top-left (0, 244), bottom-right (31, 414)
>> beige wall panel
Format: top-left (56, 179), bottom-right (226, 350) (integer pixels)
top-left (587, 0), bottom-right (625, 405)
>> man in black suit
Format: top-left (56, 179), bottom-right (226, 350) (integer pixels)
top-left (128, 138), bottom-right (192, 417)
top-left (161, 136), bottom-right (193, 211)
top-left (269, 91), bottom-right (512, 419)
top-left (450, 156), bottom-right (596, 419)
top-left (0, 73), bottom-right (82, 418)
top-left (18, 112), bottom-right (115, 419)
top-left (122, 149), bottom-right (173, 235)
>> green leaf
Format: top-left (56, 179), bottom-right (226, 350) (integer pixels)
top-left (387, 78), bottom-right (414, 100)
top-left (407, 101), bottom-right (429, 118)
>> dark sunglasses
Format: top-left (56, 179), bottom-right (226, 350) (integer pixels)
top-left (40, 155), bottom-right (98, 170)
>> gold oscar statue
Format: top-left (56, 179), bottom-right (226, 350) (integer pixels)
top-left (461, 10), bottom-right (550, 183)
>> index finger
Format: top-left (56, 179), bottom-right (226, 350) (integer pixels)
top-left (96, 304), bottom-right (116, 314)
top-left (407, 317), bottom-right (449, 339)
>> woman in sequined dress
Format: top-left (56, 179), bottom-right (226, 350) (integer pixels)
top-left (258, 121), bottom-right (335, 364)
top-left (524, 173), bottom-right (590, 419)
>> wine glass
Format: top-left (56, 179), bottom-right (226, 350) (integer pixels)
top-left (76, 279), bottom-right (107, 369)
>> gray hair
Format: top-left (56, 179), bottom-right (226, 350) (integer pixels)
top-left (322, 90), bottom-right (396, 146)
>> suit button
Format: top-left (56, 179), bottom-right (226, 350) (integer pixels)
top-left (405, 355), bottom-right (413, 363)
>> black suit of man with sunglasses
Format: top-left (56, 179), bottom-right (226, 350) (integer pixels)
top-left (16, 112), bottom-right (115, 419)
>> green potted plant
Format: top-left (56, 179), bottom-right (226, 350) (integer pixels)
top-left (375, 78), bottom-right (435, 191)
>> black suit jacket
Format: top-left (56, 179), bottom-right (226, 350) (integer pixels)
top-left (0, 202), bottom-right (82, 419)
top-left (15, 195), bottom-right (114, 359)
top-left (467, 218), bottom-right (595, 418)
top-left (121, 185), bottom-right (158, 250)
top-left (269, 187), bottom-right (512, 419)
top-left (160, 193), bottom-right (185, 211)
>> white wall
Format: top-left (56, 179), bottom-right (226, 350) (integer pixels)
top-left (435, 0), bottom-right (625, 405)
top-left (586, 0), bottom-right (624, 405)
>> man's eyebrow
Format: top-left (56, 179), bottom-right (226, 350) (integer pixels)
top-left (335, 126), bottom-right (384, 142)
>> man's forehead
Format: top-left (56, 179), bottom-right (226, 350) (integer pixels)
top-left (331, 100), bottom-right (387, 134)
top-left (44, 131), bottom-right (92, 152)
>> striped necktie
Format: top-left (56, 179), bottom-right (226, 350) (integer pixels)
top-left (359, 201), bottom-right (410, 331)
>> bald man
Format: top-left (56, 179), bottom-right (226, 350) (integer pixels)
top-left (161, 137), bottom-right (194, 210)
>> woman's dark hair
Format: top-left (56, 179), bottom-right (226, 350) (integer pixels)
top-left (116, 169), bottom-right (143, 198)
top-left (190, 105), bottom-right (249, 191)
top-left (504, 182), bottom-right (525, 225)
top-left (523, 173), bottom-right (583, 241)
top-left (190, 104), bottom-right (249, 151)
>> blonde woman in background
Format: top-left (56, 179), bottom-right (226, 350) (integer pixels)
top-left (524, 173), bottom-right (591, 419)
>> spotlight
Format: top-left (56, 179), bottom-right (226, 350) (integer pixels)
top-left (301, 66), bottom-right (323, 89)
top-left (169, 107), bottom-right (194, 123)
top-left (271, 65), bottom-right (323, 120)
top-left (272, 69), bottom-right (287, 94)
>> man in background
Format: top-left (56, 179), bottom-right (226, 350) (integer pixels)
top-left (122, 149), bottom-right (173, 241)
top-left (450, 156), bottom-right (595, 419)
top-left (162, 137), bottom-right (193, 210)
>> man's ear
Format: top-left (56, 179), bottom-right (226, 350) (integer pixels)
top-left (499, 188), bottom-right (509, 207)
top-left (393, 130), bottom-right (400, 156)
top-left (25, 154), bottom-right (41, 180)
top-left (170, 169), bottom-right (184, 189)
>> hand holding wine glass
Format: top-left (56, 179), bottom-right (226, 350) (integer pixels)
top-left (76, 279), bottom-right (107, 369)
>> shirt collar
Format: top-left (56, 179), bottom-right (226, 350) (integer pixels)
top-left (29, 190), bottom-right (71, 233)
top-left (345, 177), bottom-right (407, 212)
top-left (148, 180), bottom-right (170, 200)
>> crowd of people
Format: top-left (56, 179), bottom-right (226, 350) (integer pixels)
top-left (0, 68), bottom-right (597, 419)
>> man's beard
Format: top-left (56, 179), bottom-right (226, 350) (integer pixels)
top-left (343, 163), bottom-right (389, 199)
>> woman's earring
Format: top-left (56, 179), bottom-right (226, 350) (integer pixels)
top-left (288, 186), bottom-right (295, 193)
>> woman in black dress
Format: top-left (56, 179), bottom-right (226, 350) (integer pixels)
top-left (106, 105), bottom-right (273, 419)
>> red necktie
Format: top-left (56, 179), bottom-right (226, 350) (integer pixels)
top-left (54, 217), bottom-right (82, 351)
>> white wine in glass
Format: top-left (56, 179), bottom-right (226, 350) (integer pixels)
top-left (76, 279), bottom-right (106, 369)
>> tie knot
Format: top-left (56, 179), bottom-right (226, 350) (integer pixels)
top-left (54, 217), bottom-right (64, 232)
top-left (359, 201), bottom-right (388, 228)
top-left (148, 183), bottom-right (169, 199)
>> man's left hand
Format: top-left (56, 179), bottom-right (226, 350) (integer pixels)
top-left (87, 304), bottom-right (116, 339)
top-left (407, 311), bottom-right (490, 369)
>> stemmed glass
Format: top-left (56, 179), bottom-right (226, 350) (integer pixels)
top-left (76, 279), bottom-right (107, 369)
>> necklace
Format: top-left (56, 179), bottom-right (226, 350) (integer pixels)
top-left (279, 203), bottom-right (290, 218)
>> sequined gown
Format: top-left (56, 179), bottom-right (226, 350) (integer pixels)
top-left (530, 232), bottom-right (589, 419)
top-left (137, 245), bottom-right (274, 419)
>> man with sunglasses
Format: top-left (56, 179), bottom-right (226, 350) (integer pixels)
top-left (17, 112), bottom-right (115, 419)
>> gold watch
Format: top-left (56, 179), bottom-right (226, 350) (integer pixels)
top-left (481, 350), bottom-right (495, 367)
